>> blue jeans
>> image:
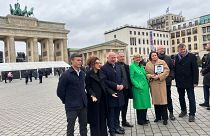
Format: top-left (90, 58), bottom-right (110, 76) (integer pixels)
top-left (203, 85), bottom-right (210, 105)
top-left (177, 87), bottom-right (196, 116)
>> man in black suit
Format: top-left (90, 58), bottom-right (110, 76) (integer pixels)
top-left (101, 52), bottom-right (125, 136)
top-left (116, 52), bottom-right (133, 127)
top-left (57, 53), bottom-right (87, 136)
top-left (200, 42), bottom-right (210, 110)
top-left (174, 43), bottom-right (199, 122)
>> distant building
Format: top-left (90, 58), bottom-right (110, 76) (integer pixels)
top-left (104, 25), bottom-right (170, 64)
top-left (0, 51), bottom-right (3, 63)
top-left (147, 13), bottom-right (185, 31)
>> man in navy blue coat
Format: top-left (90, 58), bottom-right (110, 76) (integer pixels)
top-left (57, 53), bottom-right (87, 136)
top-left (101, 52), bottom-right (125, 136)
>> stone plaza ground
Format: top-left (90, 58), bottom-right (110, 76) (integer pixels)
top-left (0, 76), bottom-right (210, 136)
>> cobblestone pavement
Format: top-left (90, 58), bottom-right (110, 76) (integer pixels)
top-left (0, 76), bottom-right (210, 136)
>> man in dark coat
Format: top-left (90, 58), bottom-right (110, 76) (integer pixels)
top-left (116, 52), bottom-right (133, 127)
top-left (38, 69), bottom-right (43, 83)
top-left (25, 70), bottom-right (29, 85)
top-left (101, 52), bottom-right (125, 136)
top-left (157, 45), bottom-right (175, 120)
top-left (174, 43), bottom-right (199, 122)
top-left (200, 42), bottom-right (210, 110)
top-left (57, 53), bottom-right (87, 136)
top-left (29, 70), bottom-right (33, 82)
top-left (3, 72), bottom-right (7, 83)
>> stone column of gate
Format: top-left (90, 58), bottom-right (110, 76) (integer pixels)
top-left (26, 38), bottom-right (39, 62)
top-left (4, 36), bottom-right (16, 63)
top-left (48, 38), bottom-right (54, 61)
top-left (62, 39), bottom-right (68, 63)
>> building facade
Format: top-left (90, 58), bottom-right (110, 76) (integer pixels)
top-left (147, 13), bottom-right (185, 31)
top-left (104, 25), bottom-right (171, 64)
top-left (68, 39), bottom-right (127, 65)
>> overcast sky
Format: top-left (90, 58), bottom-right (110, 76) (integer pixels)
top-left (0, 0), bottom-right (210, 53)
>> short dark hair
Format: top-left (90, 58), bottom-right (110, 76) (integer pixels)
top-left (87, 56), bottom-right (99, 68)
top-left (149, 51), bottom-right (158, 61)
top-left (70, 53), bottom-right (82, 60)
top-left (178, 43), bottom-right (186, 49)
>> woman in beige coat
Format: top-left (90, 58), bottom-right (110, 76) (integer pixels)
top-left (145, 51), bottom-right (170, 125)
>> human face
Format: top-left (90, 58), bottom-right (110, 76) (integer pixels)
top-left (71, 57), bottom-right (82, 69)
top-left (133, 56), bottom-right (141, 63)
top-left (206, 43), bottom-right (210, 51)
top-left (157, 47), bottom-right (165, 55)
top-left (107, 52), bottom-right (116, 65)
top-left (178, 47), bottom-right (187, 56)
top-left (94, 59), bottom-right (101, 70)
top-left (151, 53), bottom-right (158, 61)
top-left (117, 52), bottom-right (125, 63)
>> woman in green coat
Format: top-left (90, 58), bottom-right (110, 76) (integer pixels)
top-left (129, 54), bottom-right (151, 125)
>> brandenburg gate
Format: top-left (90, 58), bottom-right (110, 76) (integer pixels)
top-left (0, 3), bottom-right (69, 63)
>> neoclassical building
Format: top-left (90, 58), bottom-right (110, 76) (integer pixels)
top-left (68, 39), bottom-right (128, 65)
top-left (0, 15), bottom-right (69, 63)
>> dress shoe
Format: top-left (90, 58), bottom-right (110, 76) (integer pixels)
top-left (169, 112), bottom-right (176, 120)
top-left (145, 119), bottom-right (150, 123)
top-left (117, 126), bottom-right (125, 132)
top-left (189, 115), bottom-right (195, 122)
top-left (122, 122), bottom-right (133, 127)
top-left (207, 107), bottom-right (210, 110)
top-left (154, 118), bottom-right (161, 122)
top-left (163, 120), bottom-right (168, 125)
top-left (115, 128), bottom-right (125, 134)
top-left (199, 103), bottom-right (209, 107)
top-left (138, 121), bottom-right (148, 125)
top-left (178, 111), bottom-right (187, 118)
top-left (110, 132), bottom-right (116, 136)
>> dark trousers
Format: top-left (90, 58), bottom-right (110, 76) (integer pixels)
top-left (154, 105), bottom-right (168, 120)
top-left (25, 77), bottom-right (28, 84)
top-left (203, 85), bottom-right (210, 105)
top-left (4, 78), bottom-right (7, 83)
top-left (29, 76), bottom-right (32, 82)
top-left (39, 76), bottom-right (42, 83)
top-left (136, 109), bottom-right (147, 124)
top-left (66, 108), bottom-right (87, 136)
top-left (177, 87), bottom-right (196, 116)
top-left (166, 85), bottom-right (173, 113)
top-left (121, 96), bottom-right (129, 124)
top-left (107, 107), bottom-right (121, 133)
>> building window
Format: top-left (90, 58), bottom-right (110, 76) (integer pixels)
top-left (181, 30), bottom-right (185, 36)
top-left (187, 29), bottom-right (191, 35)
top-left (176, 32), bottom-right (180, 37)
top-left (194, 43), bottom-right (198, 50)
top-left (188, 37), bottom-right (191, 42)
top-left (208, 34), bottom-right (210, 41)
top-left (130, 48), bottom-right (133, 55)
top-left (207, 26), bottom-right (210, 32)
top-left (177, 39), bottom-right (180, 44)
top-left (171, 33), bottom-right (175, 38)
top-left (203, 35), bottom-right (207, 41)
top-left (178, 25), bottom-right (181, 29)
top-left (135, 47), bottom-right (137, 52)
top-left (138, 32), bottom-right (140, 35)
top-left (167, 41), bottom-right (169, 45)
top-left (160, 34), bottom-right (162, 37)
top-left (114, 35), bottom-right (116, 38)
top-left (183, 23), bottom-right (186, 28)
top-left (172, 40), bottom-right (175, 45)
top-left (172, 47), bottom-right (175, 53)
top-left (154, 40), bottom-right (156, 45)
top-left (138, 39), bottom-right (141, 44)
top-left (157, 40), bottom-right (159, 45)
top-left (143, 39), bottom-right (145, 44)
top-left (188, 44), bottom-right (191, 50)
top-left (130, 37), bottom-right (136, 45)
top-left (189, 22), bottom-right (192, 27)
top-left (166, 34), bottom-right (168, 38)
top-left (146, 32), bottom-right (148, 36)
top-left (167, 48), bottom-right (169, 54)
top-left (43, 43), bottom-right (45, 49)
top-left (194, 36), bottom-right (197, 41)
top-left (143, 48), bottom-right (145, 54)
top-left (182, 38), bottom-right (185, 43)
top-left (147, 40), bottom-right (149, 45)
top-left (202, 27), bottom-right (206, 33)
top-left (160, 40), bottom-right (162, 45)
top-left (134, 31), bottom-right (136, 35)
top-left (142, 32), bottom-right (145, 35)
top-left (56, 44), bottom-right (59, 49)
top-left (153, 33), bottom-right (155, 37)
top-left (163, 40), bottom-right (165, 45)
top-left (157, 33), bottom-right (159, 37)
top-left (173, 26), bottom-right (176, 31)
top-left (195, 20), bottom-right (198, 26)
top-left (130, 31), bottom-right (132, 34)
top-left (139, 47), bottom-right (141, 54)
top-left (147, 48), bottom-right (149, 54)
top-left (192, 28), bottom-right (197, 34)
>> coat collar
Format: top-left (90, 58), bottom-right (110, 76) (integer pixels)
top-left (89, 70), bottom-right (105, 81)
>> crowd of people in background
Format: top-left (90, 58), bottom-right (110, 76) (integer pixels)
top-left (57, 42), bottom-right (210, 136)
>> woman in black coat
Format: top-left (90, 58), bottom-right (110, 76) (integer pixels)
top-left (85, 57), bottom-right (117, 136)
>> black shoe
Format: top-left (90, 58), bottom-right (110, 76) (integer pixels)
top-left (179, 111), bottom-right (187, 118)
top-left (189, 115), bottom-right (195, 122)
top-left (122, 122), bottom-right (133, 127)
top-left (199, 103), bottom-right (209, 107)
top-left (145, 120), bottom-right (150, 123)
top-left (207, 107), bottom-right (210, 110)
top-left (163, 120), bottom-right (168, 125)
top-left (138, 121), bottom-right (148, 125)
top-left (154, 119), bottom-right (161, 122)
top-left (169, 112), bottom-right (176, 121)
top-left (117, 126), bottom-right (125, 132)
top-left (115, 128), bottom-right (125, 134)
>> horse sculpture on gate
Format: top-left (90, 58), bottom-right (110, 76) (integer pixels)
top-left (9, 1), bottom-right (34, 17)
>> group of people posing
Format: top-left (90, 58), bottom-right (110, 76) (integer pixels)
top-left (57, 43), bottom-right (210, 136)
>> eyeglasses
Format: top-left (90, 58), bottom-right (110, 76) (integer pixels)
top-left (95, 62), bottom-right (101, 65)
